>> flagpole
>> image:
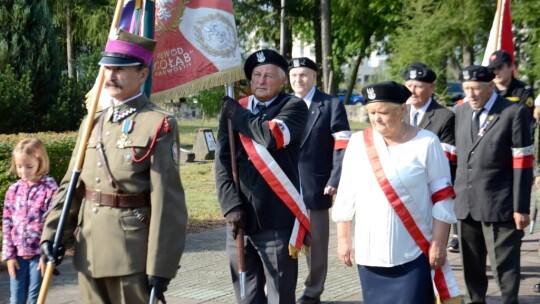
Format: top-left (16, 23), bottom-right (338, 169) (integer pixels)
top-left (224, 83), bottom-right (246, 300)
top-left (142, 0), bottom-right (155, 98)
top-left (36, 1), bottom-right (125, 303)
top-left (494, 0), bottom-right (503, 51)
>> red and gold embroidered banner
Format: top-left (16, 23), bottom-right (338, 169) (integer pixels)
top-left (151, 0), bottom-right (244, 102)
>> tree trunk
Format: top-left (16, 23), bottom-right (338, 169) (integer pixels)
top-left (66, 0), bottom-right (75, 79)
top-left (345, 54), bottom-right (362, 104)
top-left (313, 0), bottom-right (322, 88)
top-left (320, 0), bottom-right (332, 94)
top-left (462, 44), bottom-right (474, 67)
top-left (279, 0), bottom-right (292, 59)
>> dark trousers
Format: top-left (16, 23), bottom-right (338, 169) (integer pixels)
top-left (301, 208), bottom-right (330, 298)
top-left (226, 225), bottom-right (298, 304)
top-left (458, 216), bottom-right (523, 304)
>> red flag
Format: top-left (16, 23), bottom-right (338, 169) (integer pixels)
top-left (482, 0), bottom-right (514, 66)
top-left (151, 0), bottom-right (244, 102)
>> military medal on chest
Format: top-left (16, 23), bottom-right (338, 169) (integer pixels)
top-left (117, 119), bottom-right (134, 149)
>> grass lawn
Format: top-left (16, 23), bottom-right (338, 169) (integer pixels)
top-left (179, 118), bottom-right (370, 234)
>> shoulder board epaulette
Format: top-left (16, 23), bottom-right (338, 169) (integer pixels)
top-left (146, 102), bottom-right (174, 117)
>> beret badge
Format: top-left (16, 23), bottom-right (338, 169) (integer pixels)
top-left (256, 51), bottom-right (266, 63)
top-left (367, 87), bottom-right (376, 100)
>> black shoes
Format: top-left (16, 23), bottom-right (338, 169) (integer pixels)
top-left (534, 283), bottom-right (540, 293)
top-left (447, 237), bottom-right (459, 253)
top-left (296, 295), bottom-right (321, 304)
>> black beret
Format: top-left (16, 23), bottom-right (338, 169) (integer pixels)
top-left (487, 50), bottom-right (512, 68)
top-left (244, 49), bottom-right (288, 81)
top-left (402, 62), bottom-right (436, 83)
top-left (362, 81), bottom-right (412, 105)
top-left (460, 65), bottom-right (495, 82)
top-left (288, 57), bottom-right (318, 72)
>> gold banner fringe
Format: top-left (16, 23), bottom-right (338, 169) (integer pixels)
top-left (151, 66), bottom-right (245, 104)
top-left (288, 244), bottom-right (310, 260)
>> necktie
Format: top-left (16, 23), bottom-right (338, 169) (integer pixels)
top-left (471, 108), bottom-right (482, 140)
top-left (256, 103), bottom-right (266, 115)
top-left (412, 111), bottom-right (419, 127)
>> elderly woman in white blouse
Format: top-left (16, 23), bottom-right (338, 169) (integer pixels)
top-left (332, 81), bottom-right (461, 304)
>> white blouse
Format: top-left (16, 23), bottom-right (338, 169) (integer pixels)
top-left (332, 128), bottom-right (457, 267)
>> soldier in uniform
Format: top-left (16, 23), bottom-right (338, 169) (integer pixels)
top-left (40, 29), bottom-right (188, 304)
top-left (216, 49), bottom-right (309, 303)
top-left (487, 50), bottom-right (535, 119)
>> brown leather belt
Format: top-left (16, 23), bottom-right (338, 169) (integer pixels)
top-left (85, 189), bottom-right (150, 208)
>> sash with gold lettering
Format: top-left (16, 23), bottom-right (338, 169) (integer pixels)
top-left (237, 97), bottom-right (311, 258)
top-left (363, 128), bottom-right (459, 301)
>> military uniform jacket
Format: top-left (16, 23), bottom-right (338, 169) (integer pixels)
top-left (298, 88), bottom-right (350, 210)
top-left (497, 77), bottom-right (535, 118)
top-left (405, 99), bottom-right (456, 180)
top-left (215, 93), bottom-right (308, 234)
top-left (454, 94), bottom-right (533, 222)
top-left (42, 94), bottom-right (188, 279)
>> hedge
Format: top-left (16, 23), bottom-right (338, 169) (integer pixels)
top-left (0, 132), bottom-right (78, 219)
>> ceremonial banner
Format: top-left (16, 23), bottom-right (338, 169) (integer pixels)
top-left (482, 0), bottom-right (514, 66)
top-left (151, 0), bottom-right (244, 102)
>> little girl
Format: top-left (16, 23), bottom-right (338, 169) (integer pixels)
top-left (2, 138), bottom-right (58, 304)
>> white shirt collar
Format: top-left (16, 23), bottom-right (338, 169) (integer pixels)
top-left (112, 91), bottom-right (143, 107)
top-left (410, 97), bottom-right (432, 123)
top-left (250, 95), bottom-right (278, 113)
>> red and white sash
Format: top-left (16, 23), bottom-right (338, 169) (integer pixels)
top-left (237, 97), bottom-right (311, 258)
top-left (363, 128), bottom-right (459, 301)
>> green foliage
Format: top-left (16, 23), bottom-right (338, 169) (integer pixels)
top-left (41, 75), bottom-right (87, 132)
top-left (387, 0), bottom-right (496, 93)
top-left (188, 87), bottom-right (224, 121)
top-left (0, 0), bottom-right (62, 133)
top-left (0, 65), bottom-right (34, 133)
top-left (0, 132), bottom-right (77, 219)
top-left (513, 0), bottom-right (540, 88)
top-left (233, 0), bottom-right (281, 51)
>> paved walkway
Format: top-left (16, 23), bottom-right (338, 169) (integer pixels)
top-left (1, 220), bottom-right (540, 304)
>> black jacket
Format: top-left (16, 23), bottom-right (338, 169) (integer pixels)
top-left (215, 93), bottom-right (308, 233)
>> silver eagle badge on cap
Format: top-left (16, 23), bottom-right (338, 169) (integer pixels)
top-left (367, 87), bottom-right (376, 100)
top-left (256, 51), bottom-right (266, 63)
top-left (409, 70), bottom-right (417, 79)
top-left (463, 70), bottom-right (470, 80)
top-left (293, 59), bottom-right (300, 67)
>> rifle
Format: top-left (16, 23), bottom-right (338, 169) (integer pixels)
top-left (36, 1), bottom-right (125, 303)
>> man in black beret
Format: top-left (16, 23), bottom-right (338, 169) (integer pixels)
top-left (402, 62), bottom-right (458, 253)
top-left (487, 50), bottom-right (535, 118)
top-left (454, 65), bottom-right (533, 304)
top-left (289, 57), bottom-right (350, 304)
top-left (216, 49), bottom-right (309, 303)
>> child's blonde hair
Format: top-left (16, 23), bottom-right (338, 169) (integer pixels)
top-left (10, 138), bottom-right (51, 177)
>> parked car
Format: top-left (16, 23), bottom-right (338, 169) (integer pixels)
top-left (337, 89), bottom-right (365, 105)
top-left (445, 81), bottom-right (465, 105)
